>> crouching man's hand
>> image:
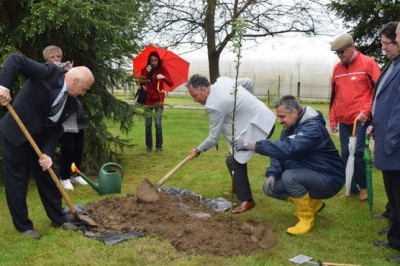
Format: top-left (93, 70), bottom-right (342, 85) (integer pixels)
top-left (263, 176), bottom-right (276, 195)
top-left (265, 176), bottom-right (275, 191)
top-left (233, 138), bottom-right (255, 151)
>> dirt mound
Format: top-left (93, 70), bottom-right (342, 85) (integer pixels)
top-left (84, 191), bottom-right (277, 257)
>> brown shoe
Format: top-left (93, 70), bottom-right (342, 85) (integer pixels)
top-left (22, 229), bottom-right (41, 239)
top-left (232, 200), bottom-right (255, 214)
top-left (359, 189), bottom-right (368, 201)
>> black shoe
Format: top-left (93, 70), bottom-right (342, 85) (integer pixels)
top-left (378, 226), bottom-right (390, 235)
top-left (146, 147), bottom-right (152, 153)
top-left (22, 229), bottom-right (41, 239)
top-left (383, 210), bottom-right (391, 219)
top-left (373, 240), bottom-right (391, 248)
top-left (51, 222), bottom-right (78, 231)
top-left (387, 256), bottom-right (400, 263)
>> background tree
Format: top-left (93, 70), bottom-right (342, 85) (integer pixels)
top-left (328, 0), bottom-right (400, 64)
top-left (0, 0), bottom-right (152, 181)
top-left (145, 0), bottom-right (338, 83)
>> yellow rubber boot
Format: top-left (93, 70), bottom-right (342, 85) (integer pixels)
top-left (287, 194), bottom-right (315, 235)
top-left (309, 198), bottom-right (325, 215)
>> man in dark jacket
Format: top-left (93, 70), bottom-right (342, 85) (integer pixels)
top-left (367, 22), bottom-right (400, 263)
top-left (234, 95), bottom-right (345, 235)
top-left (368, 21), bottom-right (399, 235)
top-left (0, 53), bottom-right (94, 239)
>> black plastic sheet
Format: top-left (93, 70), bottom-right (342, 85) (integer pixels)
top-left (64, 188), bottom-right (232, 245)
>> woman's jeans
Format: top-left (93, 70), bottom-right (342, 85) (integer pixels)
top-left (339, 121), bottom-right (370, 192)
top-left (145, 107), bottom-right (163, 150)
top-left (263, 169), bottom-right (336, 200)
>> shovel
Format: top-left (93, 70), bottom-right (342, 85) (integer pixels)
top-left (136, 154), bottom-right (191, 202)
top-left (6, 104), bottom-right (97, 226)
top-left (289, 254), bottom-right (361, 266)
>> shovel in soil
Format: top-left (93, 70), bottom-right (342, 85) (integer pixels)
top-left (6, 104), bottom-right (97, 226)
top-left (136, 154), bottom-right (191, 202)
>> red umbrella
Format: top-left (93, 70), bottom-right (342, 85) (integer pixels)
top-left (132, 45), bottom-right (190, 92)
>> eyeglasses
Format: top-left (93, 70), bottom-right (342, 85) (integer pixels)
top-left (334, 45), bottom-right (351, 55)
top-left (381, 41), bottom-right (395, 46)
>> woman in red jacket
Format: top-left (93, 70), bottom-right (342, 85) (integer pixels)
top-left (140, 51), bottom-right (173, 153)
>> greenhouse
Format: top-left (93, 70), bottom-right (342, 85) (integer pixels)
top-left (175, 36), bottom-right (340, 101)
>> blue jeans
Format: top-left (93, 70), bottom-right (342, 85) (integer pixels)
top-left (339, 121), bottom-right (370, 191)
top-left (145, 107), bottom-right (163, 149)
top-left (263, 169), bottom-right (336, 200)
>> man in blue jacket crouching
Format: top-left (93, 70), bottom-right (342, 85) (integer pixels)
top-left (234, 95), bottom-right (345, 235)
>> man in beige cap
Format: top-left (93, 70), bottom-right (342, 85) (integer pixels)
top-left (329, 33), bottom-right (381, 201)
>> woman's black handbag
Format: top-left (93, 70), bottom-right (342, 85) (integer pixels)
top-left (135, 86), bottom-right (147, 105)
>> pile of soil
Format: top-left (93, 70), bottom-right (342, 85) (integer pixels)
top-left (84, 190), bottom-right (277, 257)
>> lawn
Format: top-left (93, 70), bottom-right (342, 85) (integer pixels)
top-left (0, 96), bottom-right (395, 266)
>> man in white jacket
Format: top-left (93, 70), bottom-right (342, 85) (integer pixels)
top-left (187, 74), bottom-right (275, 213)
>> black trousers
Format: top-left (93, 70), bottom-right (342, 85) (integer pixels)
top-left (60, 130), bottom-right (85, 180)
top-left (384, 170), bottom-right (400, 250)
top-left (226, 154), bottom-right (253, 202)
top-left (1, 136), bottom-right (65, 232)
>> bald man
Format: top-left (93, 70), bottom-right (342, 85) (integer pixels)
top-left (0, 53), bottom-right (94, 239)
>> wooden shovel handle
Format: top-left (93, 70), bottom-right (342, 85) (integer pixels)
top-left (323, 263), bottom-right (361, 266)
top-left (351, 117), bottom-right (358, 137)
top-left (6, 104), bottom-right (78, 218)
top-left (157, 155), bottom-right (191, 187)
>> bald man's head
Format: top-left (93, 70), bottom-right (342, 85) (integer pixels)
top-left (65, 66), bottom-right (94, 97)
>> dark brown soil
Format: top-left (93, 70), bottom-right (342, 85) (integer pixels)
top-left (84, 189), bottom-right (277, 257)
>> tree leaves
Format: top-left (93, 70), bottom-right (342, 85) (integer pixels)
top-left (0, 0), bottom-right (152, 173)
top-left (328, 0), bottom-right (400, 64)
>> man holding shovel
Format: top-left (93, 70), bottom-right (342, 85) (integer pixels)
top-left (187, 74), bottom-right (275, 214)
top-left (0, 53), bottom-right (94, 239)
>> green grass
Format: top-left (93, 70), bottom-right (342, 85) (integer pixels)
top-left (0, 98), bottom-right (393, 266)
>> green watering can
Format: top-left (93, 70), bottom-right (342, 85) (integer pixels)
top-left (71, 162), bottom-right (124, 195)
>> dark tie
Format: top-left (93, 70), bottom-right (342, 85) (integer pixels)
top-left (49, 91), bottom-right (68, 116)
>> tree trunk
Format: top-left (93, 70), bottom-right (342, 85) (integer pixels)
top-left (205, 0), bottom-right (220, 83)
top-left (208, 50), bottom-right (220, 83)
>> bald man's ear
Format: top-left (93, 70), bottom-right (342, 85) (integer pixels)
top-left (72, 76), bottom-right (80, 84)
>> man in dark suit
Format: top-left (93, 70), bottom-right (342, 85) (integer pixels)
top-left (368, 21), bottom-right (399, 233)
top-left (0, 53), bottom-right (94, 239)
top-left (368, 22), bottom-right (400, 263)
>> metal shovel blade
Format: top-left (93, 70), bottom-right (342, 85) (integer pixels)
top-left (136, 155), bottom-right (191, 202)
top-left (289, 254), bottom-right (315, 264)
top-left (136, 178), bottom-right (160, 202)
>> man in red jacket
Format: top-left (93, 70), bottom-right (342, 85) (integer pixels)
top-left (329, 33), bottom-right (381, 201)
